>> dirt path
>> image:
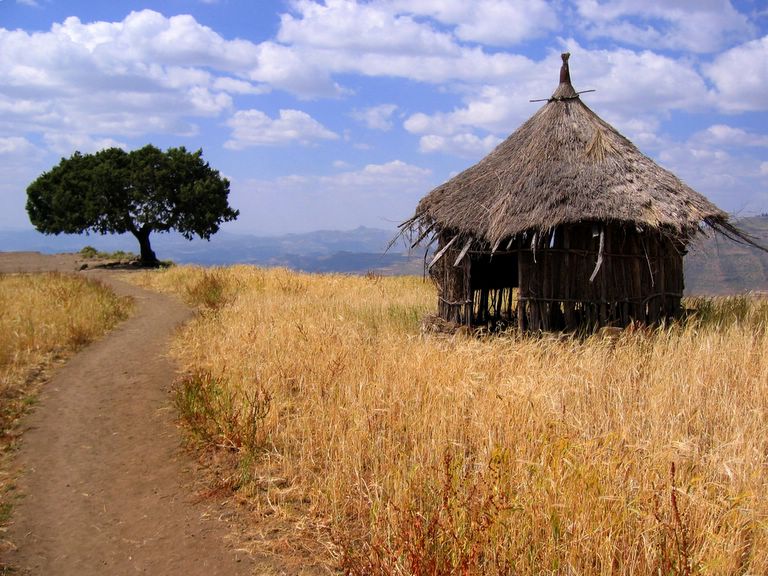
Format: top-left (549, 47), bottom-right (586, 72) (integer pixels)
top-left (1, 253), bottom-right (254, 575)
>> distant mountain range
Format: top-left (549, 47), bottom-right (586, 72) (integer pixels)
top-left (2, 216), bottom-right (766, 294)
top-left (0, 226), bottom-right (426, 275)
top-left (684, 215), bottom-right (768, 295)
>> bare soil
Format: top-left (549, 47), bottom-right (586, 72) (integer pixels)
top-left (0, 252), bottom-right (256, 575)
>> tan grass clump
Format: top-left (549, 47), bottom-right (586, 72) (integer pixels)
top-left (134, 266), bottom-right (768, 575)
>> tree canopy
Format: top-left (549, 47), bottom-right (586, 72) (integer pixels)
top-left (26, 145), bottom-right (239, 264)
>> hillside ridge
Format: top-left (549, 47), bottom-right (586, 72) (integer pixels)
top-left (2, 216), bottom-right (766, 292)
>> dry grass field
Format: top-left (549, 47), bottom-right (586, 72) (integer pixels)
top-left (131, 266), bottom-right (768, 575)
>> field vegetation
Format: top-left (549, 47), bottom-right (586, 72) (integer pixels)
top-left (132, 265), bottom-right (768, 575)
top-left (78, 245), bottom-right (138, 261)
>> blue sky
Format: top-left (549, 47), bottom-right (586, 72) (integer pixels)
top-left (1, 0), bottom-right (767, 237)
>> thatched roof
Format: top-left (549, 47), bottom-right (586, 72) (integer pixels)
top-left (403, 53), bottom-right (757, 249)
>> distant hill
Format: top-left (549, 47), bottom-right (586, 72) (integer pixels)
top-left (0, 227), bottom-right (425, 275)
top-left (684, 215), bottom-right (768, 295)
top-left (2, 218), bottom-right (766, 292)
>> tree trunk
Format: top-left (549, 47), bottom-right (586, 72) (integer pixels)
top-left (132, 226), bottom-right (158, 265)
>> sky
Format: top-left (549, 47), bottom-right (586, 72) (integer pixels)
top-left (1, 0), bottom-right (767, 238)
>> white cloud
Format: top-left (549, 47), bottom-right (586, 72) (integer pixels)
top-left (404, 82), bottom-right (538, 136)
top-left (403, 44), bottom-right (712, 148)
top-left (270, 0), bottom-right (539, 86)
top-left (42, 133), bottom-right (127, 156)
top-left (113, 12), bottom-right (258, 70)
top-left (559, 41), bottom-right (714, 116)
top-left (351, 104), bottom-right (398, 131)
top-left (574, 0), bottom-right (755, 53)
top-left (0, 136), bottom-right (39, 156)
top-left (279, 0), bottom-right (458, 56)
top-left (224, 109), bottom-right (339, 149)
top-left (0, 2), bottom-right (657, 127)
top-left (0, 136), bottom-right (48, 231)
top-left (212, 77), bottom-right (269, 95)
top-left (656, 131), bottom-right (768, 215)
top-left (281, 0), bottom-right (557, 52)
top-left (231, 159), bottom-right (433, 233)
top-left (418, 133), bottom-right (502, 158)
top-left (0, 10), bottom-right (264, 148)
top-left (389, 0), bottom-right (558, 46)
top-left (248, 41), bottom-right (340, 96)
top-left (608, 116), bottom-right (663, 150)
top-left (327, 159), bottom-right (430, 187)
top-left (706, 35), bottom-right (768, 112)
top-left (760, 162), bottom-right (768, 176)
top-left (187, 86), bottom-right (232, 115)
top-left (342, 47), bottom-right (534, 84)
top-left (692, 124), bottom-right (768, 148)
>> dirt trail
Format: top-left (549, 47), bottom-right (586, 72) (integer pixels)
top-left (1, 253), bottom-right (254, 575)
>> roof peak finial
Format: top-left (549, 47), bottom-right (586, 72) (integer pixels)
top-left (548, 52), bottom-right (578, 101)
top-left (559, 52), bottom-right (571, 85)
top-left (534, 52), bottom-right (588, 102)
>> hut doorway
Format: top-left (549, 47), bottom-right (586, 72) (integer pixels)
top-left (469, 251), bottom-right (519, 329)
top-left (430, 233), bottom-right (520, 330)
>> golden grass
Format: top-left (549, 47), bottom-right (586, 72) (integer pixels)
top-left (131, 266), bottom-right (768, 575)
top-left (0, 272), bottom-right (131, 436)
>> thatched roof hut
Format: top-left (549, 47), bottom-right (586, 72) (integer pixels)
top-left (402, 53), bottom-right (759, 332)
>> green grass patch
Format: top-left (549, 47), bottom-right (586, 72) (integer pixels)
top-left (79, 245), bottom-right (138, 261)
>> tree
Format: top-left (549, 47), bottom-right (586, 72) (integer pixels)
top-left (26, 145), bottom-right (238, 264)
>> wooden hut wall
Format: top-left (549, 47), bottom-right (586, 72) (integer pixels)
top-left (517, 224), bottom-right (684, 331)
top-left (430, 224), bottom-right (685, 332)
top-left (430, 234), bottom-right (519, 327)
top-left (429, 233), bottom-right (471, 324)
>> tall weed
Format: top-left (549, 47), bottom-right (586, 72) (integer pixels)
top-left (174, 369), bottom-right (271, 454)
